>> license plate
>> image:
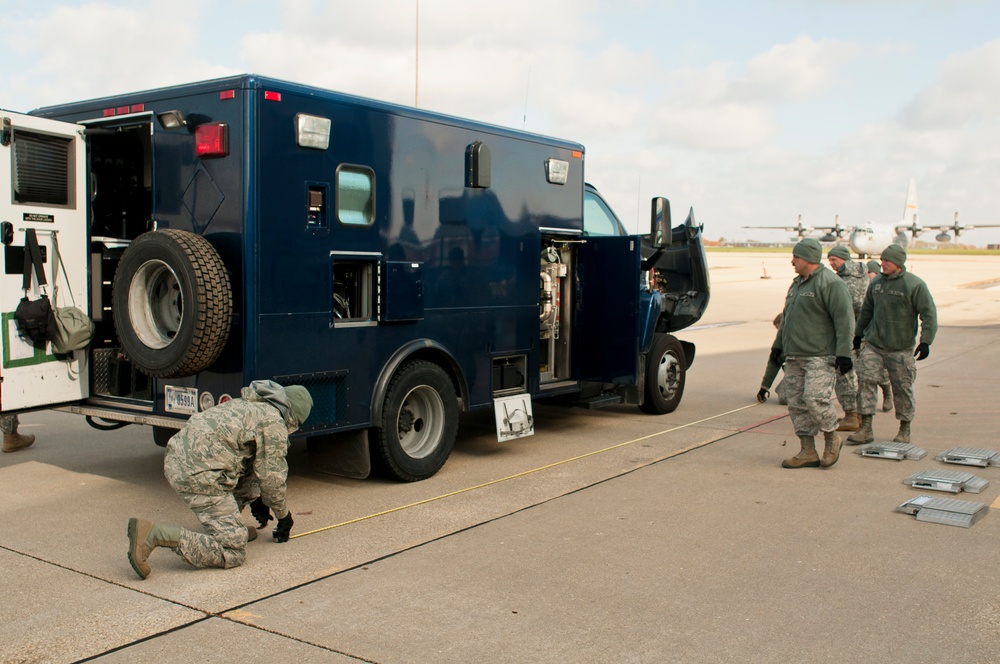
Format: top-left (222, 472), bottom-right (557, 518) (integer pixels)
top-left (165, 385), bottom-right (199, 415)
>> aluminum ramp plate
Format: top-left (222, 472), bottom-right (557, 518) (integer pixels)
top-left (855, 441), bottom-right (927, 461)
top-left (902, 469), bottom-right (989, 494)
top-left (934, 447), bottom-right (1000, 468)
top-left (895, 495), bottom-right (989, 528)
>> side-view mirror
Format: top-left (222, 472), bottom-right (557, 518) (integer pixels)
top-left (651, 197), bottom-right (672, 248)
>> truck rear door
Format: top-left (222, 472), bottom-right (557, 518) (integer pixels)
top-left (0, 112), bottom-right (90, 411)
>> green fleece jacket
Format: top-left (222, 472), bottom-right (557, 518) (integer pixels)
top-left (856, 267), bottom-right (937, 351)
top-left (773, 264), bottom-right (854, 358)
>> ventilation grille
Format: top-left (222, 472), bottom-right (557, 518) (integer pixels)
top-left (13, 130), bottom-right (71, 206)
top-left (273, 371), bottom-right (348, 433)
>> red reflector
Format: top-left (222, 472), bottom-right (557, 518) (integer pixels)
top-left (220, 89), bottom-right (235, 100)
top-left (103, 108), bottom-right (116, 117)
top-left (130, 104), bottom-right (144, 113)
top-left (264, 91), bottom-right (281, 101)
top-left (116, 105), bottom-right (130, 115)
top-left (195, 123), bottom-right (228, 158)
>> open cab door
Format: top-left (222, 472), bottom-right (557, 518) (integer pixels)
top-left (0, 111), bottom-right (90, 411)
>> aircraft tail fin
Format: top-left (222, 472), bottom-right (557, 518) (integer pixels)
top-left (903, 178), bottom-right (918, 225)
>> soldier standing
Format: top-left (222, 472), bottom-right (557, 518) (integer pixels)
top-left (771, 239), bottom-right (855, 469)
top-left (827, 245), bottom-right (868, 431)
top-left (127, 380), bottom-right (312, 579)
top-left (848, 245), bottom-right (937, 445)
top-left (865, 259), bottom-right (893, 411)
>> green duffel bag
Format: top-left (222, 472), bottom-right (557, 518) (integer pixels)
top-left (52, 306), bottom-right (95, 354)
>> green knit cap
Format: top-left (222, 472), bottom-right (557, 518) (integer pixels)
top-left (880, 244), bottom-right (907, 267)
top-left (827, 245), bottom-right (851, 261)
top-left (284, 385), bottom-right (313, 427)
top-left (792, 238), bottom-right (822, 263)
top-left (866, 259), bottom-right (881, 274)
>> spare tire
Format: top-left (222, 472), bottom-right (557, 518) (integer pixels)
top-left (112, 229), bottom-right (232, 378)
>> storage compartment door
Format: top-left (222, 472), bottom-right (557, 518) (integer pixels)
top-left (574, 235), bottom-right (640, 384)
top-left (0, 112), bottom-right (90, 411)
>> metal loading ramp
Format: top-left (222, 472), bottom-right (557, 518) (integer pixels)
top-left (895, 496), bottom-right (990, 528)
top-left (934, 447), bottom-right (1000, 467)
top-left (855, 441), bottom-right (927, 461)
top-left (902, 469), bottom-right (989, 494)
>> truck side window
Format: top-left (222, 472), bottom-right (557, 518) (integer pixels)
top-left (333, 260), bottom-right (374, 323)
top-left (583, 190), bottom-right (622, 236)
top-left (336, 165), bottom-right (375, 226)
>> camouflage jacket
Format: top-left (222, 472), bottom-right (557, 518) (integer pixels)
top-left (836, 259), bottom-right (869, 318)
top-left (163, 385), bottom-right (291, 515)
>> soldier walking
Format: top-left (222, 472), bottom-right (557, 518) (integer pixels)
top-left (848, 245), bottom-right (937, 445)
top-left (827, 245), bottom-right (868, 431)
top-left (770, 239), bottom-right (855, 468)
top-left (127, 380), bottom-right (312, 579)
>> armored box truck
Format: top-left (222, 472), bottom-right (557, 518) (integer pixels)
top-left (0, 74), bottom-right (708, 481)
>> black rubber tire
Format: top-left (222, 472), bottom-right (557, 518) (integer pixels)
top-left (112, 229), bottom-right (232, 378)
top-left (370, 360), bottom-right (459, 482)
top-left (639, 333), bottom-right (686, 414)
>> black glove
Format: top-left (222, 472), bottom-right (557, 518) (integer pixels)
top-left (835, 356), bottom-right (853, 375)
top-left (272, 513), bottom-right (294, 543)
top-left (914, 342), bottom-right (930, 361)
top-left (853, 336), bottom-right (863, 351)
top-left (756, 387), bottom-right (769, 403)
top-left (769, 347), bottom-right (783, 366)
top-left (249, 497), bottom-right (272, 529)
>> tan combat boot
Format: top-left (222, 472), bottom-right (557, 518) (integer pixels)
top-left (2, 432), bottom-right (35, 453)
top-left (821, 430), bottom-right (842, 467)
top-left (127, 518), bottom-right (181, 580)
top-left (836, 411), bottom-right (860, 432)
top-left (881, 384), bottom-right (893, 411)
top-left (846, 415), bottom-right (874, 445)
top-left (893, 420), bottom-right (911, 444)
top-left (782, 436), bottom-right (821, 468)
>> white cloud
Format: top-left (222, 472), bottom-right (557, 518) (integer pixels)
top-left (900, 38), bottom-right (1000, 130)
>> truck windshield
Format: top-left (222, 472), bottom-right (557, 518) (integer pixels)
top-left (583, 190), bottom-right (624, 236)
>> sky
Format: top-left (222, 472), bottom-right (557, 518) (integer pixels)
top-left (3, 0), bottom-right (1000, 245)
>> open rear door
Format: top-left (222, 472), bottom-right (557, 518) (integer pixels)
top-left (0, 111), bottom-right (89, 411)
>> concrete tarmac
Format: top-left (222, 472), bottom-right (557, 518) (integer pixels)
top-left (2, 251), bottom-right (999, 663)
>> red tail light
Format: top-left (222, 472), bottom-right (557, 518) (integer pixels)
top-left (195, 123), bottom-right (228, 158)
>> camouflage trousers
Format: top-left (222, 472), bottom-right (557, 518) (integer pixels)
top-left (835, 365), bottom-right (858, 412)
top-left (783, 356), bottom-right (838, 437)
top-left (0, 414), bottom-right (18, 434)
top-left (857, 343), bottom-right (915, 421)
top-left (169, 491), bottom-right (250, 569)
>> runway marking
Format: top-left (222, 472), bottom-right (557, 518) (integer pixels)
top-left (292, 403), bottom-right (766, 539)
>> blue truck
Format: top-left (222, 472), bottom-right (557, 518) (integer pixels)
top-left (0, 74), bottom-right (708, 481)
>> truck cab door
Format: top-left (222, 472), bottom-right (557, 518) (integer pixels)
top-left (574, 235), bottom-right (640, 384)
top-left (0, 112), bottom-right (90, 411)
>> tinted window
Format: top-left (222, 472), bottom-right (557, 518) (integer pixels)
top-left (583, 190), bottom-right (623, 236)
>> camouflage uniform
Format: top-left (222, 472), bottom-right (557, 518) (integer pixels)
top-left (163, 382), bottom-right (296, 569)
top-left (855, 266), bottom-right (937, 421)
top-left (773, 264), bottom-right (854, 437)
top-left (0, 414), bottom-right (18, 435)
top-left (832, 259), bottom-right (867, 412)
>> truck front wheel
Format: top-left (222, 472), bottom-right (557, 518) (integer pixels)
top-left (370, 360), bottom-right (458, 482)
top-left (639, 333), bottom-right (686, 414)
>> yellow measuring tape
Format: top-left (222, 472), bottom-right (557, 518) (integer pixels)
top-left (291, 402), bottom-right (765, 539)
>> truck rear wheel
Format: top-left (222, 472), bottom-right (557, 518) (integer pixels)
top-left (639, 333), bottom-right (686, 414)
top-left (112, 229), bottom-right (232, 378)
top-left (370, 360), bottom-right (458, 482)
